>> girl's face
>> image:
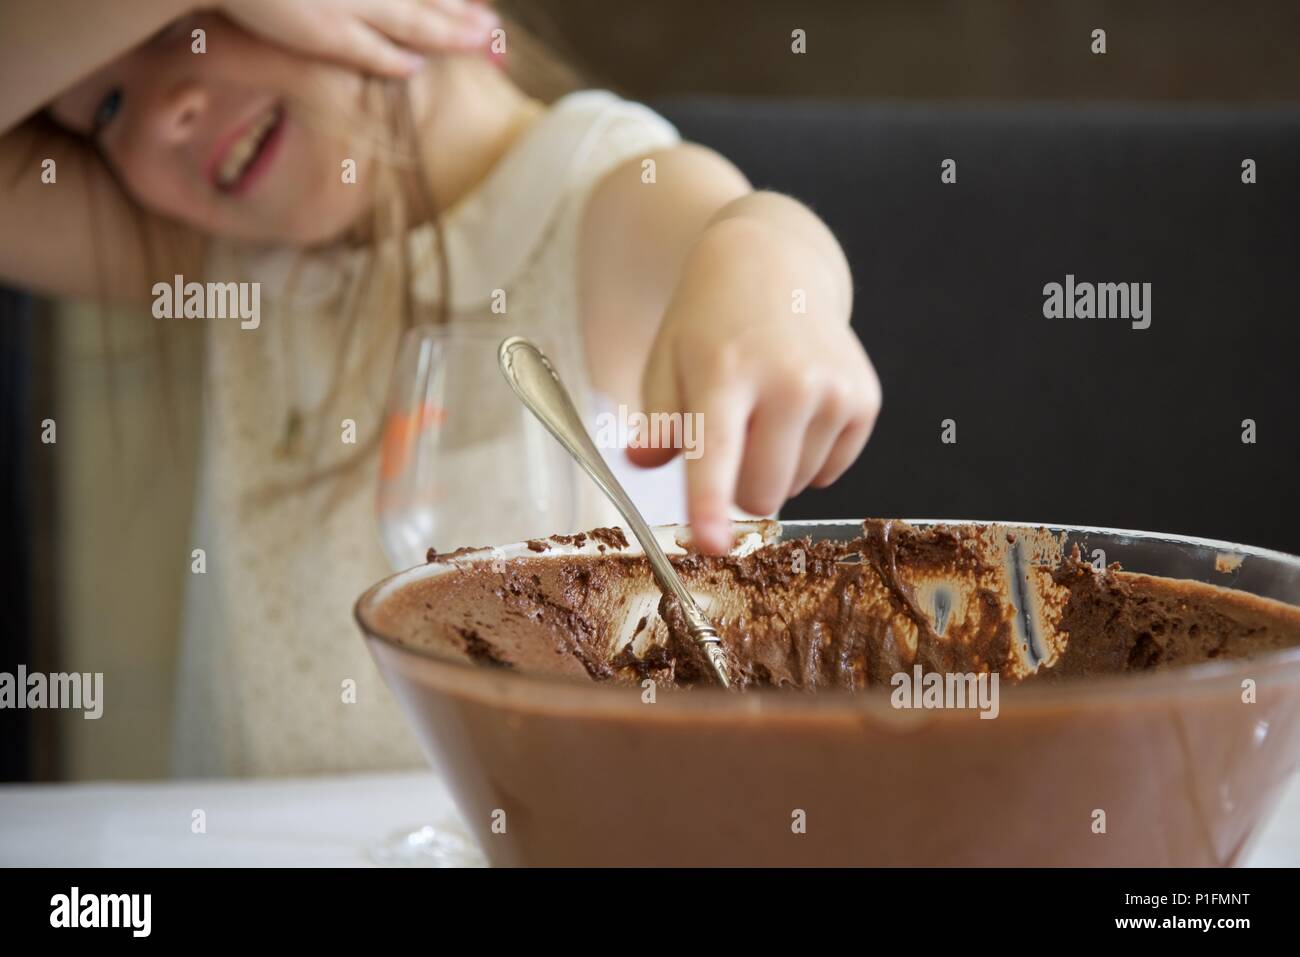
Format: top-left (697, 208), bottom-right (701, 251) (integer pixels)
top-left (49, 13), bottom-right (377, 245)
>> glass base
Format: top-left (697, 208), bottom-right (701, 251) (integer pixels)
top-left (367, 823), bottom-right (488, 868)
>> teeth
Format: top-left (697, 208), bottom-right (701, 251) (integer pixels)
top-left (217, 107), bottom-right (279, 188)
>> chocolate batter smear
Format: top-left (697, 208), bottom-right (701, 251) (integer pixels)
top-left (374, 520), bottom-right (1300, 691)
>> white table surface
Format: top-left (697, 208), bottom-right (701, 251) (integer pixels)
top-left (0, 770), bottom-right (485, 867)
top-left (2, 770), bottom-right (1298, 867)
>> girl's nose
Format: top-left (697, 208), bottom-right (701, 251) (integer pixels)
top-left (153, 82), bottom-right (208, 144)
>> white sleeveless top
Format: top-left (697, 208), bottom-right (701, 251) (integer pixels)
top-left (173, 91), bottom-right (688, 777)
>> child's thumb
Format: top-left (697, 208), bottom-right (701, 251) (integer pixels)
top-left (626, 443), bottom-right (679, 468)
top-left (625, 351), bottom-right (682, 469)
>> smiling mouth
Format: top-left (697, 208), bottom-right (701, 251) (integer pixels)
top-left (213, 104), bottom-right (285, 194)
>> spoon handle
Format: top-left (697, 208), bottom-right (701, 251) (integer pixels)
top-left (498, 336), bottom-right (731, 687)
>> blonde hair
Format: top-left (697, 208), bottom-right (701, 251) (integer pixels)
top-left (258, 10), bottom-right (586, 506)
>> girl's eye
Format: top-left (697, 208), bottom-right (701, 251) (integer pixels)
top-left (93, 87), bottom-right (123, 131)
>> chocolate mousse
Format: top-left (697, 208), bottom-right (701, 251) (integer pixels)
top-left (374, 519), bottom-right (1300, 689)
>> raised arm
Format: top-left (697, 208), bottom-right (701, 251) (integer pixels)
top-left (0, 0), bottom-right (498, 135)
top-left (0, 0), bottom-right (497, 302)
top-left (0, 0), bottom-right (194, 135)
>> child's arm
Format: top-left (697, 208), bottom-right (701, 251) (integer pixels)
top-left (579, 144), bottom-right (881, 555)
top-left (0, 0), bottom-right (493, 301)
top-left (0, 0), bottom-right (494, 133)
top-left (0, 0), bottom-right (192, 135)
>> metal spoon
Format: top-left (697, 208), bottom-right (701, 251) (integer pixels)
top-left (497, 335), bottom-right (732, 688)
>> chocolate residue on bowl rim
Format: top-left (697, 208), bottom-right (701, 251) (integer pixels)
top-left (393, 519), bottom-right (1300, 694)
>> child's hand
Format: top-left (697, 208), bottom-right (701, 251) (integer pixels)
top-left (220, 0), bottom-right (498, 77)
top-left (627, 214), bottom-right (881, 555)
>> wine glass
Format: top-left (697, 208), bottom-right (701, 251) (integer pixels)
top-left (369, 319), bottom-right (580, 866)
top-left (376, 320), bottom-right (580, 569)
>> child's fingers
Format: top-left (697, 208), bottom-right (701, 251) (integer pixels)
top-left (733, 390), bottom-right (816, 517)
top-left (809, 412), bottom-right (876, 489)
top-left (339, 19), bottom-right (432, 75)
top-left (788, 390), bottom-right (852, 497)
top-left (683, 383), bottom-right (753, 555)
top-left (364, 0), bottom-right (497, 56)
top-left (805, 355), bottom-right (881, 490)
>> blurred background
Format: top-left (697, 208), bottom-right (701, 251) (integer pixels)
top-left (3, 0), bottom-right (1299, 783)
top-left (533, 0), bottom-right (1300, 102)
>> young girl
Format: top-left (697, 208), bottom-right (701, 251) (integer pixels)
top-left (0, 0), bottom-right (880, 776)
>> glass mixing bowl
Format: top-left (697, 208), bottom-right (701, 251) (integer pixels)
top-left (355, 519), bottom-right (1300, 866)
